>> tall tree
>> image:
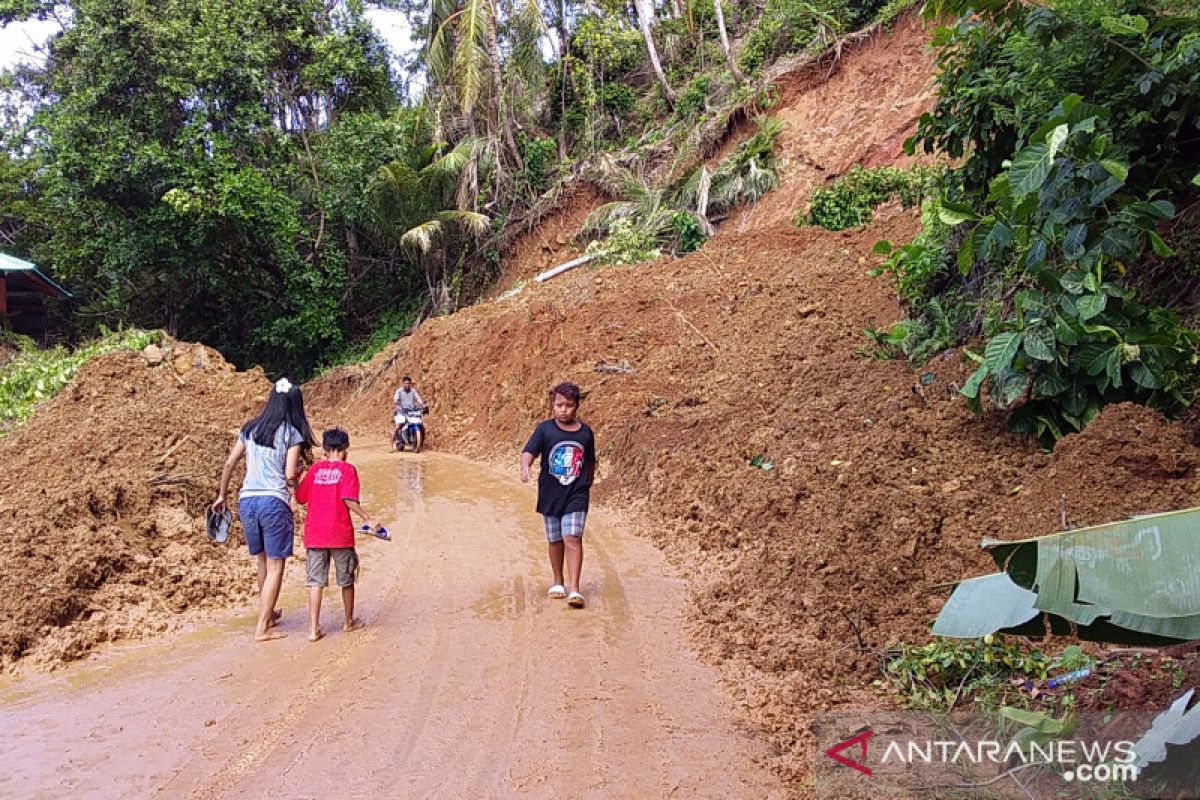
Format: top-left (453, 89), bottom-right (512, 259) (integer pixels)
top-left (712, 0), bottom-right (745, 84)
top-left (632, 0), bottom-right (675, 107)
top-left (4, 0), bottom-right (397, 375)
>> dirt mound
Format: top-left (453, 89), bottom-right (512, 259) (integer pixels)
top-left (737, 16), bottom-right (938, 235)
top-left (274, 19), bottom-right (1200, 794)
top-left (0, 342), bottom-right (270, 672)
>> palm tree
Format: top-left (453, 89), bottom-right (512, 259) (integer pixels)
top-left (712, 0), bottom-right (745, 84)
top-left (632, 0), bottom-right (676, 107)
top-left (368, 136), bottom-right (491, 312)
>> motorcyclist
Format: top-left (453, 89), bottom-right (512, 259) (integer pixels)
top-left (391, 375), bottom-right (428, 450)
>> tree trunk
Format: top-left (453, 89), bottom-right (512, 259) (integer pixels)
top-left (486, 6), bottom-right (525, 174)
top-left (557, 0), bottom-right (569, 159)
top-left (713, 0), bottom-right (745, 84)
top-left (633, 0), bottom-right (675, 107)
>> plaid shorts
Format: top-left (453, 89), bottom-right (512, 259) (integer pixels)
top-left (543, 512), bottom-right (587, 543)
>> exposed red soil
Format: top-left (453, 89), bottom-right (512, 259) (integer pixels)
top-left (489, 182), bottom-right (608, 295)
top-left (304, 22), bottom-right (1200, 791)
top-left (0, 343), bottom-right (269, 671)
top-left (736, 16), bottom-right (939, 234)
top-left (2, 13), bottom-right (1196, 796)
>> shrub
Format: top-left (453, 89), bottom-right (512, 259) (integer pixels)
top-left (0, 329), bottom-right (162, 433)
top-left (800, 165), bottom-right (935, 230)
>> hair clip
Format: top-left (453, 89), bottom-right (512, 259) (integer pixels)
top-left (274, 377), bottom-right (293, 394)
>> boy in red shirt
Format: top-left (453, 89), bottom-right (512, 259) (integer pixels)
top-left (295, 428), bottom-right (381, 642)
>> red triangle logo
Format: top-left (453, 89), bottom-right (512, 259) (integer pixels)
top-left (825, 729), bottom-right (874, 776)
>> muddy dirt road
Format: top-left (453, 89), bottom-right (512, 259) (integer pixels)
top-left (0, 448), bottom-right (783, 799)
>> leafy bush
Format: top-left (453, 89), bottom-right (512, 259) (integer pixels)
top-left (600, 82), bottom-right (638, 114)
top-left (0, 329), bottom-right (162, 433)
top-left (871, 1), bottom-right (1200, 444)
top-left (951, 99), bottom-right (1200, 444)
top-left (517, 133), bottom-right (558, 193)
top-left (670, 210), bottom-right (707, 253)
top-left (737, 0), bottom-right (844, 74)
top-left (586, 217), bottom-right (662, 265)
top-left (801, 165), bottom-right (936, 230)
top-left (883, 637), bottom-right (1091, 713)
top-left (675, 75), bottom-right (712, 119)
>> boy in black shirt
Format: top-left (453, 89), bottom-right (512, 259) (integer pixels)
top-left (520, 382), bottom-right (597, 609)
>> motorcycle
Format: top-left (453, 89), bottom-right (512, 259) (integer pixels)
top-left (392, 406), bottom-right (427, 453)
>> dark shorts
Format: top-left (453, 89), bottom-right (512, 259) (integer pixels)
top-left (238, 496), bottom-right (294, 559)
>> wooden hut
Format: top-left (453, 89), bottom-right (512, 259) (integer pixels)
top-left (0, 252), bottom-right (73, 340)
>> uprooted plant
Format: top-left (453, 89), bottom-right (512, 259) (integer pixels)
top-left (581, 117), bottom-right (783, 264)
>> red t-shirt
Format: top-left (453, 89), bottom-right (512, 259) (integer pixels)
top-left (295, 460), bottom-right (360, 549)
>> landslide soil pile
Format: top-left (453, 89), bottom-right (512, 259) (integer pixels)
top-left (310, 18), bottom-right (1200, 790)
top-left (0, 343), bottom-right (269, 672)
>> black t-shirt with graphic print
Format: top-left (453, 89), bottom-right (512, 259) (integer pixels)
top-left (522, 419), bottom-right (597, 517)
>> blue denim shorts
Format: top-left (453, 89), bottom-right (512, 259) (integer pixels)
top-left (238, 495), bottom-right (294, 559)
top-left (543, 512), bottom-right (586, 543)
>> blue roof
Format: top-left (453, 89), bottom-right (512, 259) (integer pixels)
top-left (0, 252), bottom-right (73, 298)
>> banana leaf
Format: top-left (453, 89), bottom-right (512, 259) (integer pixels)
top-left (1133, 689), bottom-right (1200, 769)
top-left (931, 573), bottom-right (1039, 637)
top-left (937, 507), bottom-right (1200, 643)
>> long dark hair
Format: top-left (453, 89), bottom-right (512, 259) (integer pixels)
top-left (242, 381), bottom-right (316, 460)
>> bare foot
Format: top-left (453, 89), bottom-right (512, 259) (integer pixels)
top-left (255, 630), bottom-right (288, 642)
top-left (307, 628), bottom-right (324, 642)
top-left (343, 619), bottom-right (366, 633)
top-left (268, 608), bottom-right (283, 628)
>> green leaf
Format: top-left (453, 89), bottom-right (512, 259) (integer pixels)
top-left (985, 332), bottom-right (1021, 374)
top-left (1010, 124), bottom-right (1068, 197)
top-left (1192, 172), bottom-right (1200, 188)
top-left (1076, 294), bottom-right (1107, 321)
top-left (1100, 160), bottom-right (1129, 182)
top-left (931, 573), bottom-right (1040, 638)
top-left (937, 201), bottom-right (979, 225)
top-left (961, 363), bottom-right (988, 400)
top-left (1130, 362), bottom-right (1161, 389)
top-left (1023, 326), bottom-right (1056, 362)
top-left (1063, 223), bottom-right (1087, 259)
top-left (1035, 370), bottom-right (1069, 397)
top-left (872, 239), bottom-right (893, 255)
top-left (1000, 371), bottom-right (1027, 405)
top-left (957, 227), bottom-right (977, 276)
top-left (1147, 231), bottom-right (1175, 258)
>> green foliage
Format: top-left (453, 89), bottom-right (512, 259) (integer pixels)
top-left (952, 101), bottom-right (1200, 444)
top-left (517, 132), bottom-right (558, 193)
top-left (801, 165), bottom-right (936, 230)
top-left (2, 0), bottom-right (397, 379)
top-left (882, 636), bottom-right (1092, 713)
top-left (737, 0), bottom-right (844, 74)
top-left (670, 210), bottom-right (707, 253)
top-left (0, 329), bottom-right (161, 433)
top-left (872, 0), bottom-right (1200, 444)
top-left (318, 305), bottom-right (417, 374)
top-left (676, 75), bottom-right (712, 118)
top-left (585, 217), bottom-right (662, 265)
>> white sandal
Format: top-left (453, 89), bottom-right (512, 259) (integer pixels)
top-left (548, 584), bottom-right (567, 599)
top-left (567, 592), bottom-right (585, 609)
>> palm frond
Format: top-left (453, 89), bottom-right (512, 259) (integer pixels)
top-left (401, 219), bottom-right (444, 253)
top-left (581, 201), bottom-right (639, 235)
top-left (453, 0), bottom-right (495, 114)
top-left (742, 158), bottom-right (779, 203)
top-left (434, 209), bottom-right (491, 236)
top-left (420, 137), bottom-right (477, 183)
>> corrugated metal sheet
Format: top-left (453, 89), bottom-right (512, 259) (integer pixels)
top-left (0, 252), bottom-right (72, 298)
